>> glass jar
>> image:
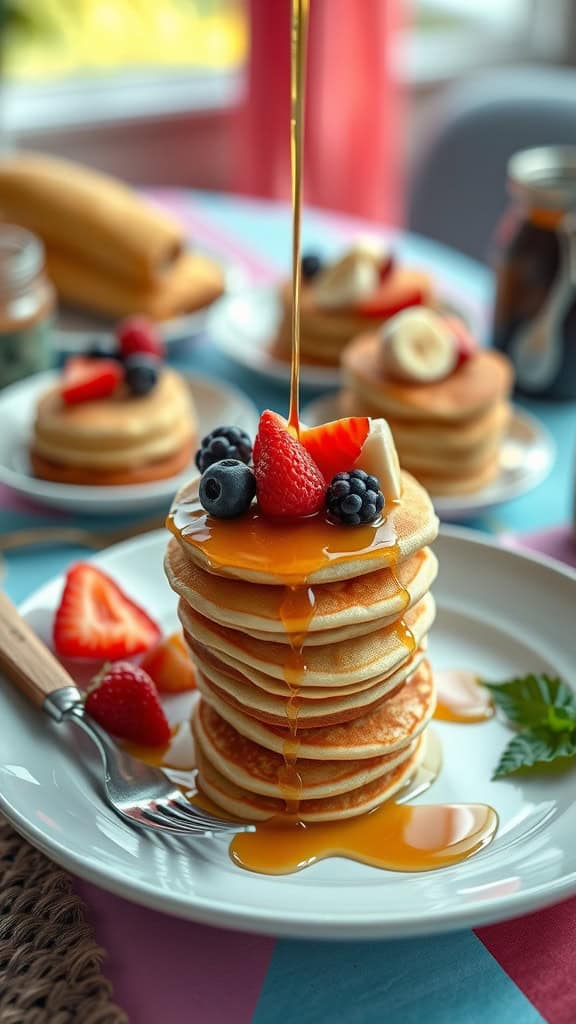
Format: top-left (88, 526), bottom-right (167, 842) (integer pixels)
top-left (0, 225), bottom-right (55, 388)
top-left (492, 146), bottom-right (576, 399)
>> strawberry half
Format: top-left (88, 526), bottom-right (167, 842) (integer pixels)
top-left (253, 410), bottom-right (326, 519)
top-left (85, 661), bottom-right (170, 747)
top-left (54, 563), bottom-right (161, 660)
top-left (355, 269), bottom-right (431, 318)
top-left (301, 417), bottom-right (370, 483)
top-left (61, 356), bottom-right (123, 406)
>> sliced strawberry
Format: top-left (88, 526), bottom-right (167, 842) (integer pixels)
top-left (61, 356), bottom-right (123, 406)
top-left (301, 417), bottom-right (370, 483)
top-left (141, 632), bottom-right (197, 693)
top-left (253, 410), bottom-right (326, 519)
top-left (54, 563), bottom-right (161, 660)
top-left (355, 269), bottom-right (432, 319)
top-left (85, 661), bottom-right (170, 747)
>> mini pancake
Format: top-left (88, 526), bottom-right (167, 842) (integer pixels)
top-left (185, 636), bottom-right (427, 699)
top-left (178, 592), bottom-right (435, 687)
top-left (342, 334), bottom-right (513, 423)
top-left (196, 659), bottom-right (435, 760)
top-left (193, 698), bottom-right (419, 800)
top-left (191, 642), bottom-right (426, 727)
top-left (411, 457), bottom-right (502, 496)
top-left (195, 735), bottom-right (425, 822)
top-left (31, 437), bottom-right (194, 486)
top-left (167, 470), bottom-right (439, 586)
top-left (165, 538), bottom-right (438, 637)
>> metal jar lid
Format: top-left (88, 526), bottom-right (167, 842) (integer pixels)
top-left (508, 146), bottom-right (576, 211)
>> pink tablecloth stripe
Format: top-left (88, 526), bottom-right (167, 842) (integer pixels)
top-left (75, 880), bottom-right (275, 1024)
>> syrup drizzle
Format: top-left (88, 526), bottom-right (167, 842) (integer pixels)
top-left (287, 0), bottom-right (309, 437)
top-left (434, 669), bottom-right (495, 724)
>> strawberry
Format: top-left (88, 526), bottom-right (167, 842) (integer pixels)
top-left (253, 410), bottom-right (326, 518)
top-left (355, 269), bottom-right (432, 319)
top-left (61, 356), bottom-right (123, 406)
top-left (85, 662), bottom-right (170, 747)
top-left (117, 316), bottom-right (164, 361)
top-left (54, 563), bottom-right (161, 660)
top-left (141, 632), bottom-right (197, 693)
top-left (300, 417), bottom-right (370, 483)
top-left (444, 315), bottom-right (478, 367)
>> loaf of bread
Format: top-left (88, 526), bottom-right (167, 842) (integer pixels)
top-left (0, 153), bottom-right (184, 284)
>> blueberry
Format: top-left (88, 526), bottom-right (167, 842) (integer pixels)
top-left (199, 459), bottom-right (256, 519)
top-left (195, 425), bottom-right (252, 473)
top-left (302, 253), bottom-right (323, 281)
top-left (326, 470), bottom-right (385, 525)
top-left (125, 354), bottom-right (159, 396)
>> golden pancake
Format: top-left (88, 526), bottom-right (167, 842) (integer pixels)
top-left (167, 470), bottom-right (439, 586)
top-left (342, 335), bottom-right (513, 422)
top-left (193, 699), bottom-right (419, 800)
top-left (178, 592), bottom-right (435, 687)
top-left (191, 642), bottom-right (426, 727)
top-left (31, 437), bottom-right (194, 487)
top-left (412, 457), bottom-right (502, 496)
top-left (165, 538), bottom-right (437, 636)
top-left (196, 659), bottom-right (435, 760)
top-left (195, 737), bottom-right (425, 821)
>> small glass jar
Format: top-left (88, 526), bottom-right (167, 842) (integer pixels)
top-left (492, 146), bottom-right (576, 399)
top-left (0, 225), bottom-right (55, 389)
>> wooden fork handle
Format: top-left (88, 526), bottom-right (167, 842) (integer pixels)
top-left (0, 590), bottom-right (75, 707)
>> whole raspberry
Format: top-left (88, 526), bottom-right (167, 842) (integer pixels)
top-left (253, 410), bottom-right (325, 519)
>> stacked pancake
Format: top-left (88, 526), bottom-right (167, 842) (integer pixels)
top-left (342, 332), bottom-right (514, 496)
top-left (0, 153), bottom-right (224, 320)
top-left (165, 469), bottom-right (439, 822)
top-left (31, 368), bottom-right (196, 486)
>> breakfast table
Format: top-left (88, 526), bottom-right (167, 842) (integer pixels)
top-left (1, 190), bottom-right (576, 1024)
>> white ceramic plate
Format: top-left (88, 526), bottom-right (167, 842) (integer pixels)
top-left (1, 528), bottom-right (575, 939)
top-left (207, 284), bottom-right (485, 390)
top-left (0, 372), bottom-right (259, 516)
top-left (302, 394), bottom-right (556, 521)
top-left (56, 252), bottom-right (246, 354)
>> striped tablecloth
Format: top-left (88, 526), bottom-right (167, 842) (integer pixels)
top-left (2, 190), bottom-right (576, 1024)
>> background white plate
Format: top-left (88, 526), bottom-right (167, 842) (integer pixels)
top-left (0, 371), bottom-right (258, 516)
top-left (0, 529), bottom-right (575, 939)
top-left (302, 394), bottom-right (556, 521)
top-left (56, 252), bottom-right (247, 354)
top-left (207, 284), bottom-right (485, 391)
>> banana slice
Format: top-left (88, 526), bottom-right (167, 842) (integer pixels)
top-left (380, 308), bottom-right (457, 383)
top-left (354, 417), bottom-right (402, 501)
top-left (313, 248), bottom-right (380, 309)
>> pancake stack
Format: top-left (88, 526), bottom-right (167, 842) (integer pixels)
top-left (165, 469), bottom-right (440, 822)
top-left (31, 367), bottom-right (196, 486)
top-left (342, 333), bottom-right (514, 496)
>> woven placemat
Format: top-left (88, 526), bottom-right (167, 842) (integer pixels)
top-left (0, 812), bottom-right (128, 1024)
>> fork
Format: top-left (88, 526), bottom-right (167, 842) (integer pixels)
top-left (0, 591), bottom-right (253, 838)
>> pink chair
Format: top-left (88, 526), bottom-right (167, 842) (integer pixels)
top-left (233, 0), bottom-right (405, 225)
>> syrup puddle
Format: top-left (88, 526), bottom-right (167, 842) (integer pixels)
top-left (434, 669), bottom-right (494, 724)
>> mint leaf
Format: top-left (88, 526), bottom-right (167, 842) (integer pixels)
top-left (492, 727), bottom-right (576, 779)
top-left (483, 674), bottom-right (576, 731)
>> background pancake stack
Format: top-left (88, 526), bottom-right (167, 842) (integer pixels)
top-left (342, 335), bottom-right (514, 495)
top-left (165, 470), bottom-right (440, 822)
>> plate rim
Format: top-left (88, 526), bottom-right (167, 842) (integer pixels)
top-left (1, 526), bottom-right (576, 938)
top-left (301, 393), bottom-right (556, 519)
top-left (0, 369), bottom-right (259, 506)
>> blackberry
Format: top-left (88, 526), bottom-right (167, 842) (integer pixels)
top-left (195, 426), bottom-right (252, 474)
top-left (326, 469), bottom-right (384, 525)
top-left (301, 252), bottom-right (323, 281)
top-left (199, 459), bottom-right (256, 519)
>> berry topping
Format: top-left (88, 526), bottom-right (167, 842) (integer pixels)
top-left (301, 252), bottom-right (323, 280)
top-left (195, 425), bottom-right (253, 474)
top-left (380, 308), bottom-right (457, 384)
top-left (117, 315), bottom-right (164, 361)
top-left (124, 354), bottom-right (160, 396)
top-left (444, 315), bottom-right (478, 366)
top-left (53, 563), bottom-right (161, 660)
top-left (379, 250), bottom-right (395, 281)
top-left (141, 632), bottom-right (197, 693)
top-left (199, 459), bottom-right (256, 519)
top-left (300, 416), bottom-right (370, 483)
top-left (253, 409), bottom-right (326, 519)
top-left (85, 662), bottom-right (170, 747)
top-left (355, 418), bottom-right (401, 500)
top-left (355, 269), bottom-right (429, 318)
top-left (61, 356), bottom-right (123, 406)
top-left (326, 470), bottom-right (385, 525)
